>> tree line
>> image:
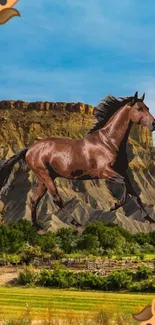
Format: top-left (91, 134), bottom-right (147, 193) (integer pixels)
top-left (0, 219), bottom-right (155, 258)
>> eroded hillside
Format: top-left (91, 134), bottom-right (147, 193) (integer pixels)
top-left (0, 100), bottom-right (155, 233)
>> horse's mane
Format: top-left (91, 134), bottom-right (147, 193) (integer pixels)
top-left (87, 94), bottom-right (134, 134)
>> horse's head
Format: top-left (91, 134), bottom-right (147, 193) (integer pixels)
top-left (133, 299), bottom-right (155, 325)
top-left (128, 91), bottom-right (155, 132)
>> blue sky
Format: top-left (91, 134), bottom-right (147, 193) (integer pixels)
top-left (1, 0), bottom-right (155, 119)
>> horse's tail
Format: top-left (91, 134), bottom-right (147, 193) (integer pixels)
top-left (0, 148), bottom-right (28, 191)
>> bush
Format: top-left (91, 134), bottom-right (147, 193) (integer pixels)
top-left (76, 272), bottom-right (106, 290)
top-left (106, 270), bottom-right (132, 290)
top-left (50, 247), bottom-right (64, 259)
top-left (141, 243), bottom-right (155, 253)
top-left (21, 245), bottom-right (42, 264)
top-left (17, 267), bottom-right (38, 286)
top-left (129, 279), bottom-right (155, 292)
top-left (123, 242), bottom-right (141, 255)
top-left (134, 265), bottom-right (152, 281)
top-left (17, 265), bottom-right (155, 293)
top-left (39, 269), bottom-right (53, 286)
top-left (133, 232), bottom-right (150, 245)
top-left (39, 263), bottom-right (76, 288)
top-left (51, 269), bottom-right (76, 288)
top-left (1, 253), bottom-right (21, 265)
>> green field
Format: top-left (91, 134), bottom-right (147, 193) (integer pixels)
top-left (0, 287), bottom-right (154, 320)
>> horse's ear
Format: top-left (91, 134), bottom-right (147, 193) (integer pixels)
top-left (140, 92), bottom-right (145, 102)
top-left (129, 91), bottom-right (138, 106)
top-left (134, 91), bottom-right (138, 100)
top-left (132, 305), bottom-right (152, 321)
top-left (151, 299), bottom-right (155, 315)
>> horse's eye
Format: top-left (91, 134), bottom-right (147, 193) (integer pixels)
top-left (137, 107), bottom-right (143, 111)
top-left (146, 323), bottom-right (152, 325)
top-left (0, 0), bottom-right (7, 5)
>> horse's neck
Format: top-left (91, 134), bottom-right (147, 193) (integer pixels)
top-left (119, 121), bottom-right (132, 150)
top-left (100, 106), bottom-right (132, 150)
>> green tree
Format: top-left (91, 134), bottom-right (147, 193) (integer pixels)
top-left (38, 231), bottom-right (56, 253)
top-left (56, 228), bottom-right (80, 253)
top-left (77, 233), bottom-right (100, 254)
top-left (7, 228), bottom-right (24, 253)
top-left (11, 219), bottom-right (40, 246)
top-left (0, 224), bottom-right (10, 253)
top-left (84, 222), bottom-right (126, 251)
top-left (149, 231), bottom-right (155, 246)
top-left (133, 232), bottom-right (150, 246)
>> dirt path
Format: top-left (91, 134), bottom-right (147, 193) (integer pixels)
top-left (0, 266), bottom-right (22, 285)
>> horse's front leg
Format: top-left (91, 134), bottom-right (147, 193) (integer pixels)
top-left (125, 172), bottom-right (155, 223)
top-left (101, 166), bottom-right (127, 210)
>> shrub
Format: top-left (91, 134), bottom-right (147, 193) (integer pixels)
top-left (1, 253), bottom-right (21, 265)
top-left (76, 272), bottom-right (106, 290)
top-left (50, 247), bottom-right (64, 259)
top-left (133, 232), bottom-right (150, 245)
top-left (134, 265), bottom-right (152, 281)
top-left (106, 270), bottom-right (132, 290)
top-left (123, 242), bottom-right (141, 255)
top-left (129, 279), bottom-right (155, 292)
top-left (21, 245), bottom-right (42, 264)
top-left (39, 264), bottom-right (76, 289)
top-left (17, 267), bottom-right (38, 286)
top-left (51, 268), bottom-right (76, 288)
top-left (139, 253), bottom-right (145, 260)
top-left (141, 243), bottom-right (155, 253)
top-left (39, 269), bottom-right (53, 286)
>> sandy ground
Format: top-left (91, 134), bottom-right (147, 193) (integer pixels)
top-left (0, 266), bottom-right (23, 285)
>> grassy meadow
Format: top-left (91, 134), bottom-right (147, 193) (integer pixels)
top-left (0, 287), bottom-right (154, 321)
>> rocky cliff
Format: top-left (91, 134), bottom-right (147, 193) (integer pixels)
top-left (0, 100), bottom-right (155, 234)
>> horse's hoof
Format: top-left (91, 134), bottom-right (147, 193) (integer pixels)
top-left (37, 228), bottom-right (47, 235)
top-left (110, 202), bottom-right (119, 211)
top-left (32, 223), bottom-right (47, 234)
top-left (144, 215), bottom-right (155, 224)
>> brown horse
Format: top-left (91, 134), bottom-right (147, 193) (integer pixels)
top-left (0, 91), bottom-right (155, 233)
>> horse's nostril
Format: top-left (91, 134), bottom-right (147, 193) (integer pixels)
top-left (0, 0), bottom-right (7, 5)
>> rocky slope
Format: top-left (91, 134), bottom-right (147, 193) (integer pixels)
top-left (0, 100), bottom-right (155, 234)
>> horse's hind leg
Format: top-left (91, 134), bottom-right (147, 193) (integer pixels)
top-left (35, 172), bottom-right (64, 210)
top-left (46, 179), bottom-right (63, 209)
top-left (30, 181), bottom-right (47, 234)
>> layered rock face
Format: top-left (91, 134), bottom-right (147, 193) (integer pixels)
top-left (0, 100), bottom-right (155, 234)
